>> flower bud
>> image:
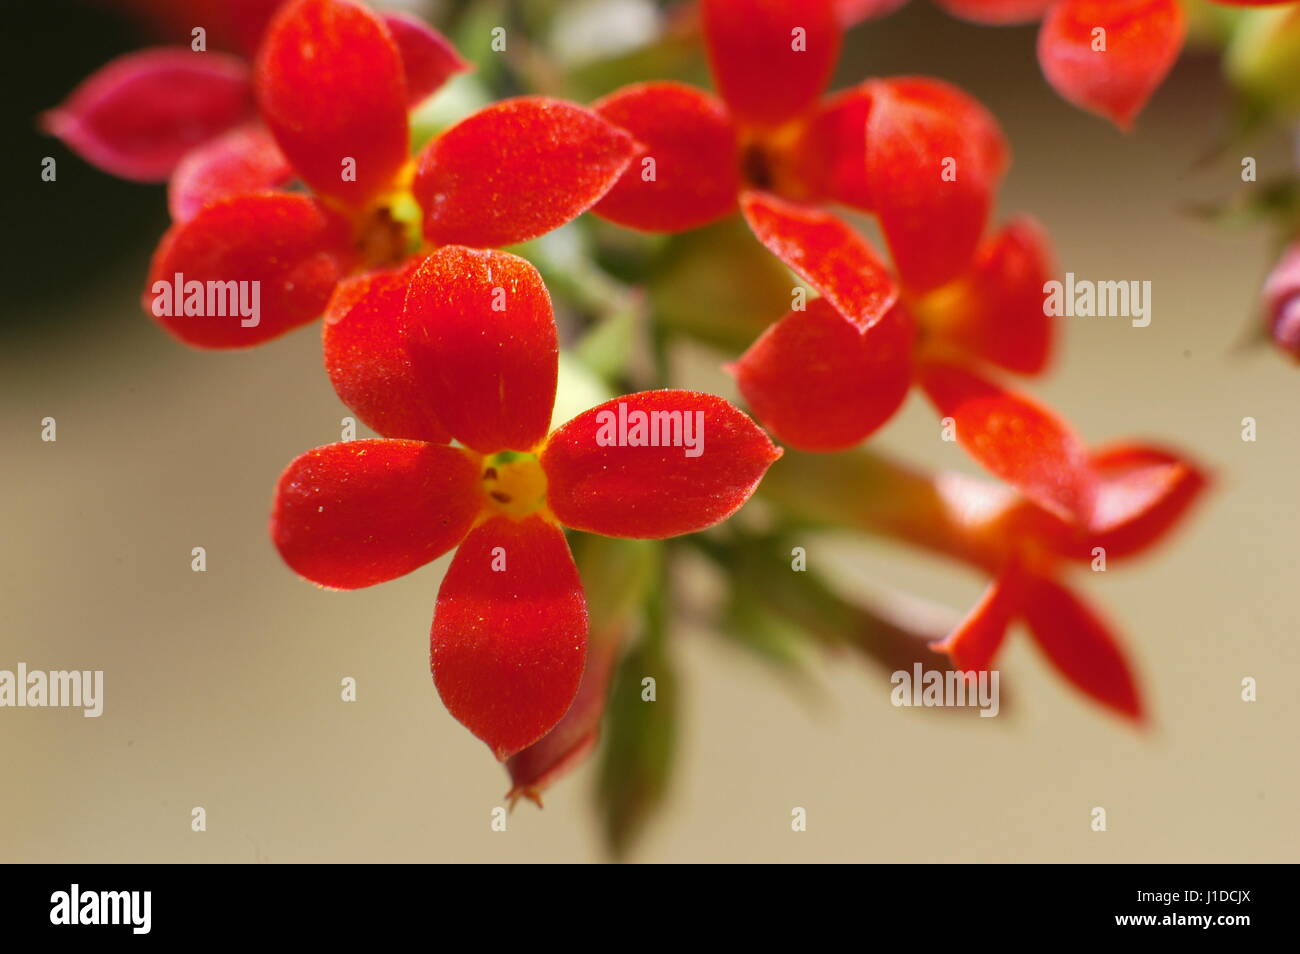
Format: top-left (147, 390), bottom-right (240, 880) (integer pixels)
top-left (1263, 242), bottom-right (1300, 359)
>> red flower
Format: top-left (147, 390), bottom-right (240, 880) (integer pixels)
top-left (935, 0), bottom-right (1293, 129)
top-left (42, 1), bottom-right (466, 185)
top-left (141, 0), bottom-right (639, 349)
top-left (271, 246), bottom-right (780, 759)
top-left (590, 0), bottom-right (1008, 294)
top-left (727, 192), bottom-right (1098, 530)
top-left (928, 441), bottom-right (1209, 721)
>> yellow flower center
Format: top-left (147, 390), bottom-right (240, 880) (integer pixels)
top-left (480, 451), bottom-right (549, 520)
top-left (353, 160), bottom-right (424, 269)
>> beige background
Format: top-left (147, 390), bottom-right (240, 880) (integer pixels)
top-left (3, 4), bottom-right (1297, 862)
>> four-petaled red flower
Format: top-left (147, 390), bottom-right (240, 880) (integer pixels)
top-left (142, 0), bottom-right (640, 349)
top-left (727, 192), bottom-right (1104, 531)
top-left (928, 440), bottom-right (1208, 720)
top-left (271, 246), bottom-right (780, 758)
top-left (591, 0), bottom-right (1009, 296)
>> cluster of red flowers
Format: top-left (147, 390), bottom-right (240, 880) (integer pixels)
top-left (45, 0), bottom-right (1216, 800)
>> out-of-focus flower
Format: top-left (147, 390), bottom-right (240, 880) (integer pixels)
top-left (931, 442), bottom-right (1209, 721)
top-left (1226, 4), bottom-right (1300, 117)
top-left (143, 0), bottom-right (639, 349)
top-left (936, 0), bottom-right (1296, 130)
top-left (1263, 241), bottom-right (1300, 357)
top-left (761, 440), bottom-right (1208, 721)
top-left (271, 245), bottom-right (780, 759)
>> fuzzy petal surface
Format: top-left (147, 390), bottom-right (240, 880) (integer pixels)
top-left (271, 439), bottom-right (481, 589)
top-left (592, 82), bottom-right (740, 232)
top-left (542, 390), bottom-right (781, 538)
top-left (732, 299), bottom-right (914, 451)
top-left (701, 0), bottom-right (841, 127)
top-left (432, 515), bottom-right (588, 760)
top-left (145, 191), bottom-right (355, 348)
top-left (256, 0), bottom-right (410, 206)
top-left (415, 97), bottom-right (639, 248)
top-left (403, 246), bottom-right (558, 453)
top-left (322, 259), bottom-right (452, 443)
top-left (864, 76), bottom-right (1008, 293)
top-left (740, 191), bottom-right (899, 329)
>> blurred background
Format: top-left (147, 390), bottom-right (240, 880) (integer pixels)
top-left (2, 0), bottom-right (1297, 862)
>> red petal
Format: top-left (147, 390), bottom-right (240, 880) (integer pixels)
top-left (926, 217), bottom-right (1056, 375)
top-left (929, 561), bottom-right (1026, 671)
top-left (591, 82), bottom-right (740, 232)
top-left (541, 390), bottom-right (781, 538)
top-left (321, 259), bottom-right (452, 443)
top-left (1086, 443), bottom-right (1208, 559)
top-left (864, 76), bottom-right (1008, 293)
top-left (792, 84), bottom-right (874, 211)
top-left (731, 299), bottom-right (914, 451)
top-left (144, 192), bottom-right (355, 349)
top-left (256, 0), bottom-right (410, 207)
top-left (432, 516), bottom-right (588, 760)
top-left (403, 246), bottom-right (557, 453)
top-left (1021, 577), bottom-right (1143, 722)
top-left (415, 97), bottom-right (639, 248)
top-left (700, 0), bottom-right (841, 127)
top-left (918, 362), bottom-right (1096, 524)
top-left (934, 0), bottom-right (1054, 25)
top-left (42, 48), bottom-right (252, 181)
top-left (506, 629), bottom-right (620, 805)
top-left (168, 124), bottom-right (293, 222)
top-left (740, 191), bottom-right (899, 330)
top-left (271, 440), bottom-right (481, 589)
top-left (1263, 242), bottom-right (1300, 361)
top-left (1037, 0), bottom-right (1186, 130)
top-left (381, 12), bottom-right (469, 106)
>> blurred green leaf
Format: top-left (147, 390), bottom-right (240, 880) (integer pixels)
top-left (649, 217), bottom-right (793, 352)
top-left (571, 534), bottom-right (659, 638)
top-left (596, 584), bottom-right (676, 860)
